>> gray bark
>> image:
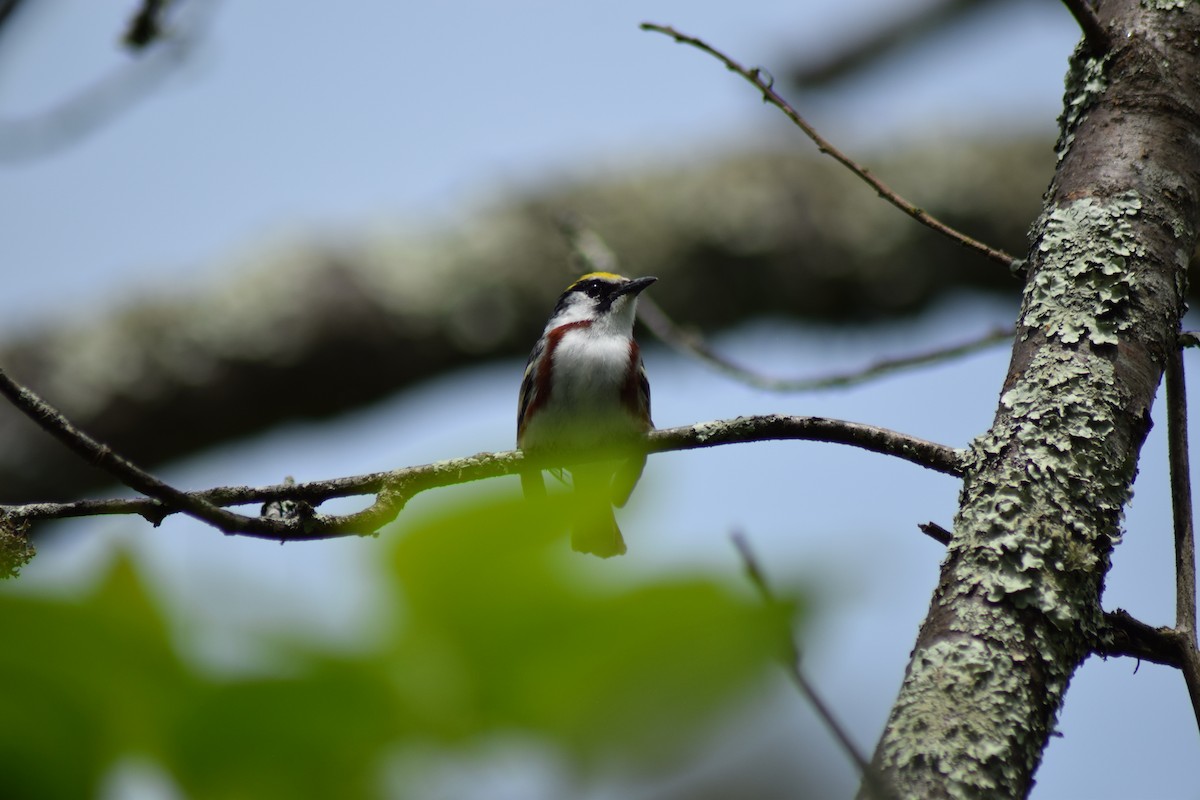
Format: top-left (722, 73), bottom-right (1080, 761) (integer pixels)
top-left (862, 2), bottom-right (1200, 798)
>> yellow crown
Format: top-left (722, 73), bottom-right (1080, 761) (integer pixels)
top-left (569, 272), bottom-right (625, 288)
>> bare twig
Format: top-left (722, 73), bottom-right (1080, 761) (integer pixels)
top-left (1165, 344), bottom-right (1200, 731)
top-left (639, 297), bottom-right (1013, 392)
top-left (1061, 0), bottom-right (1112, 56)
top-left (640, 22), bottom-right (1019, 272)
top-left (731, 533), bottom-right (897, 800)
top-left (917, 521), bottom-right (953, 546)
top-left (0, 368), bottom-right (271, 535)
top-left (650, 415), bottom-right (963, 475)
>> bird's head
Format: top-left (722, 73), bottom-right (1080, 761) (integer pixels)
top-left (546, 272), bottom-right (657, 332)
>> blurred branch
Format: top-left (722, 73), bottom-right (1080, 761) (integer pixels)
top-left (0, 367), bottom-right (276, 536)
top-left (731, 532), bottom-right (898, 800)
top-left (559, 212), bottom-right (1014, 393)
top-left (640, 22), bottom-right (1021, 272)
top-left (1061, 0), bottom-right (1112, 56)
top-left (640, 299), bottom-right (1013, 392)
top-left (0, 0), bottom-right (27, 38)
top-left (0, 361), bottom-right (964, 540)
top-left (0, 1), bottom-right (209, 162)
top-left (1165, 343), bottom-right (1200, 732)
top-left (123, 0), bottom-right (173, 51)
top-left (0, 139), bottom-right (1048, 503)
top-left (787, 0), bottom-right (997, 88)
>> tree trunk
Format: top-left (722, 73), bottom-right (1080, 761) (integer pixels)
top-left (863, 2), bottom-right (1200, 798)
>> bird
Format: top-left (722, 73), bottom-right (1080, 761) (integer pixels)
top-left (517, 272), bottom-right (656, 557)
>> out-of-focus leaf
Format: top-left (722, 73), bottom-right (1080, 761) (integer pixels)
top-left (385, 494), bottom-right (795, 765)
top-left (0, 553), bottom-right (192, 798)
top-left (0, 495), bottom-right (804, 797)
top-left (165, 660), bottom-right (403, 800)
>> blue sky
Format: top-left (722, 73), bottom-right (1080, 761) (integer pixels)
top-left (4, 2), bottom-right (1196, 798)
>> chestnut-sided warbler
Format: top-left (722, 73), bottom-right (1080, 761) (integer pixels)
top-left (517, 272), bottom-right (657, 557)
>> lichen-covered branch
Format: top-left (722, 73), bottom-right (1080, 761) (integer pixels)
top-left (0, 139), bottom-right (1047, 505)
top-left (861, 2), bottom-right (1200, 798)
top-left (0, 367), bottom-right (253, 534)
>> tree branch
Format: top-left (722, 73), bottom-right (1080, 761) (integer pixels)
top-left (639, 297), bottom-right (1013, 392)
top-left (0, 1), bottom-right (209, 162)
top-left (1164, 342), bottom-right (1200, 730)
top-left (0, 407), bottom-right (964, 541)
top-left (639, 22), bottom-right (1020, 272)
top-left (123, 0), bottom-right (172, 51)
top-left (915, 526), bottom-right (1194, 675)
top-left (0, 138), bottom-right (1049, 505)
top-left (731, 532), bottom-right (898, 800)
top-left (558, 194), bottom-right (1015, 395)
top-left (1061, 0), bottom-right (1113, 56)
top-left (0, 0), bottom-right (27, 38)
top-left (786, 0), bottom-right (993, 88)
top-left (0, 367), bottom-right (270, 535)
top-left (1098, 609), bottom-right (1190, 668)
top-left (861, 1), bottom-right (1200, 791)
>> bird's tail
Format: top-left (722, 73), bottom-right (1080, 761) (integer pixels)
top-left (570, 504), bottom-right (626, 558)
top-left (570, 464), bottom-right (626, 558)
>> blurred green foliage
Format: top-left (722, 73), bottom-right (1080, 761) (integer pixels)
top-left (0, 496), bottom-right (797, 799)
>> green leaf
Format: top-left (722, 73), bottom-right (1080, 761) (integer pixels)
top-left (0, 552), bottom-right (191, 798)
top-left (384, 494), bottom-right (793, 765)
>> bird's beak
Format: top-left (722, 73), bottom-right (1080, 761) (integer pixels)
top-left (617, 276), bottom-right (657, 298)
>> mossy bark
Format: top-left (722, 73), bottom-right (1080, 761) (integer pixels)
top-left (862, 2), bottom-right (1200, 798)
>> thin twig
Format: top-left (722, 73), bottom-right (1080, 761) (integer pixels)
top-left (0, 409), bottom-right (964, 540)
top-left (639, 297), bottom-right (1013, 392)
top-left (0, 368), bottom-right (277, 536)
top-left (1165, 344), bottom-right (1200, 732)
top-left (731, 533), bottom-right (897, 800)
top-left (917, 521), bottom-right (953, 546)
top-left (1060, 0), bottom-right (1112, 56)
top-left (640, 22), bottom-right (1019, 272)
